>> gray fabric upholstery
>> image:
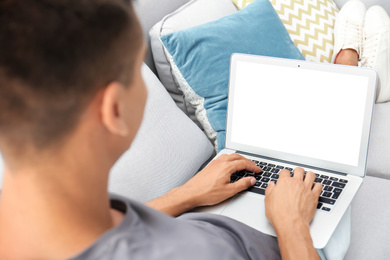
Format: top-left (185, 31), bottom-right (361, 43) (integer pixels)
top-left (345, 176), bottom-right (390, 259)
top-left (133, 0), bottom-right (192, 73)
top-left (108, 64), bottom-right (214, 202)
top-left (366, 102), bottom-right (390, 180)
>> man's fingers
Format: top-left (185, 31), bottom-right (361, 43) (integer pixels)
top-left (304, 171), bottom-right (316, 188)
top-left (232, 177), bottom-right (256, 193)
top-left (265, 181), bottom-right (275, 196)
top-left (312, 182), bottom-right (323, 197)
top-left (227, 159), bottom-right (261, 174)
top-left (223, 153), bottom-right (246, 161)
top-left (293, 167), bottom-right (305, 180)
top-left (279, 169), bottom-right (290, 179)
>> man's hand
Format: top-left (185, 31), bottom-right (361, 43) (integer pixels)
top-left (146, 154), bottom-right (261, 217)
top-left (181, 153), bottom-right (260, 207)
top-left (264, 167), bottom-right (322, 260)
top-left (265, 167), bottom-right (322, 229)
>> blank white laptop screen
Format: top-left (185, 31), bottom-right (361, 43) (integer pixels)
top-left (230, 60), bottom-right (369, 167)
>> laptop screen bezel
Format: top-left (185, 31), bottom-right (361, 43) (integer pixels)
top-left (225, 53), bottom-right (377, 178)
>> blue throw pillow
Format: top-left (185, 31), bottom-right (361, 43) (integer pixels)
top-left (161, 0), bottom-right (304, 152)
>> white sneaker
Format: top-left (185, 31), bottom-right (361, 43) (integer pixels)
top-left (361, 6), bottom-right (390, 103)
top-left (332, 0), bottom-right (366, 63)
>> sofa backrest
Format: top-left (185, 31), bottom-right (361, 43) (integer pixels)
top-left (133, 0), bottom-right (191, 73)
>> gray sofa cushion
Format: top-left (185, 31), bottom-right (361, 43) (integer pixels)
top-left (345, 176), bottom-right (390, 259)
top-left (366, 102), bottom-right (390, 179)
top-left (108, 64), bottom-right (214, 202)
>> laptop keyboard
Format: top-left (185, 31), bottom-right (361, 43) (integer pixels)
top-left (230, 160), bottom-right (348, 212)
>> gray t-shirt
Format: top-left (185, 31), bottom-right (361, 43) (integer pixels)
top-left (70, 193), bottom-right (281, 259)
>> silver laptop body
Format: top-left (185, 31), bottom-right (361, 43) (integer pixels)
top-left (198, 54), bottom-right (377, 249)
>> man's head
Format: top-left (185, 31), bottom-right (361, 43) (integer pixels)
top-left (0, 0), bottom-right (146, 157)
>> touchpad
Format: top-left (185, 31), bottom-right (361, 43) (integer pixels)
top-left (220, 192), bottom-right (276, 237)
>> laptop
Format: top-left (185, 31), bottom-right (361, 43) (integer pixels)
top-left (198, 53), bottom-right (377, 249)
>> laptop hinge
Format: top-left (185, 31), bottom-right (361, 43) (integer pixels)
top-left (236, 150), bottom-right (348, 176)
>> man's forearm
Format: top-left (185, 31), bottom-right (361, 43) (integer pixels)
top-left (146, 186), bottom-right (198, 217)
top-left (145, 155), bottom-right (260, 217)
top-left (275, 220), bottom-right (320, 260)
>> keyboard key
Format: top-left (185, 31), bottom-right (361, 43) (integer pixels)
top-left (317, 202), bottom-right (323, 209)
top-left (268, 164), bottom-right (276, 168)
top-left (254, 171), bottom-right (262, 176)
top-left (252, 160), bottom-right (259, 164)
top-left (333, 188), bottom-right (342, 193)
top-left (263, 172), bottom-right (272, 177)
top-left (271, 168), bottom-right (280, 173)
top-left (330, 177), bottom-right (339, 181)
top-left (271, 174), bottom-right (279, 179)
top-left (332, 192), bottom-right (341, 199)
top-left (319, 197), bottom-right (336, 205)
top-left (263, 166), bottom-right (272, 172)
top-left (260, 162), bottom-right (268, 165)
top-left (261, 177), bottom-right (270, 182)
top-left (322, 180), bottom-right (332, 185)
top-left (271, 179), bottom-right (277, 184)
top-left (323, 192), bottom-right (332, 198)
top-left (237, 171), bottom-right (245, 177)
top-left (339, 179), bottom-right (348, 184)
top-left (230, 176), bottom-right (238, 183)
top-left (255, 175), bottom-right (262, 181)
top-left (248, 187), bottom-right (265, 195)
top-left (322, 207), bottom-right (331, 212)
top-left (276, 165), bottom-right (284, 169)
top-left (320, 175), bottom-right (329, 180)
top-left (315, 173), bottom-right (319, 177)
top-left (261, 183), bottom-right (268, 189)
top-left (255, 182), bottom-right (261, 187)
top-left (324, 186), bottom-right (333, 192)
top-left (315, 178), bottom-right (323, 183)
top-left (332, 182), bottom-right (346, 189)
top-left (285, 167), bottom-right (293, 171)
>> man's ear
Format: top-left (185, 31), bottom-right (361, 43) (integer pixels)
top-left (101, 82), bottom-right (129, 136)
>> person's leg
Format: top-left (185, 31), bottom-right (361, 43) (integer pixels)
top-left (361, 6), bottom-right (390, 103)
top-left (334, 49), bottom-right (359, 66)
top-left (332, 0), bottom-right (366, 65)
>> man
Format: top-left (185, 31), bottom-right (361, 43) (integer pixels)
top-left (0, 0), bottom-right (322, 259)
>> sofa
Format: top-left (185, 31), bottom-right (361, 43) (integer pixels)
top-left (0, 0), bottom-right (389, 259)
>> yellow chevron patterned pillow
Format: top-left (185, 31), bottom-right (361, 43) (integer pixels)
top-left (233, 0), bottom-right (339, 63)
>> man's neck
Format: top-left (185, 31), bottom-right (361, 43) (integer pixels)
top-left (0, 141), bottom-right (121, 259)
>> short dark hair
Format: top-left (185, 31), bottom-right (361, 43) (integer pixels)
top-left (0, 0), bottom-right (142, 149)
